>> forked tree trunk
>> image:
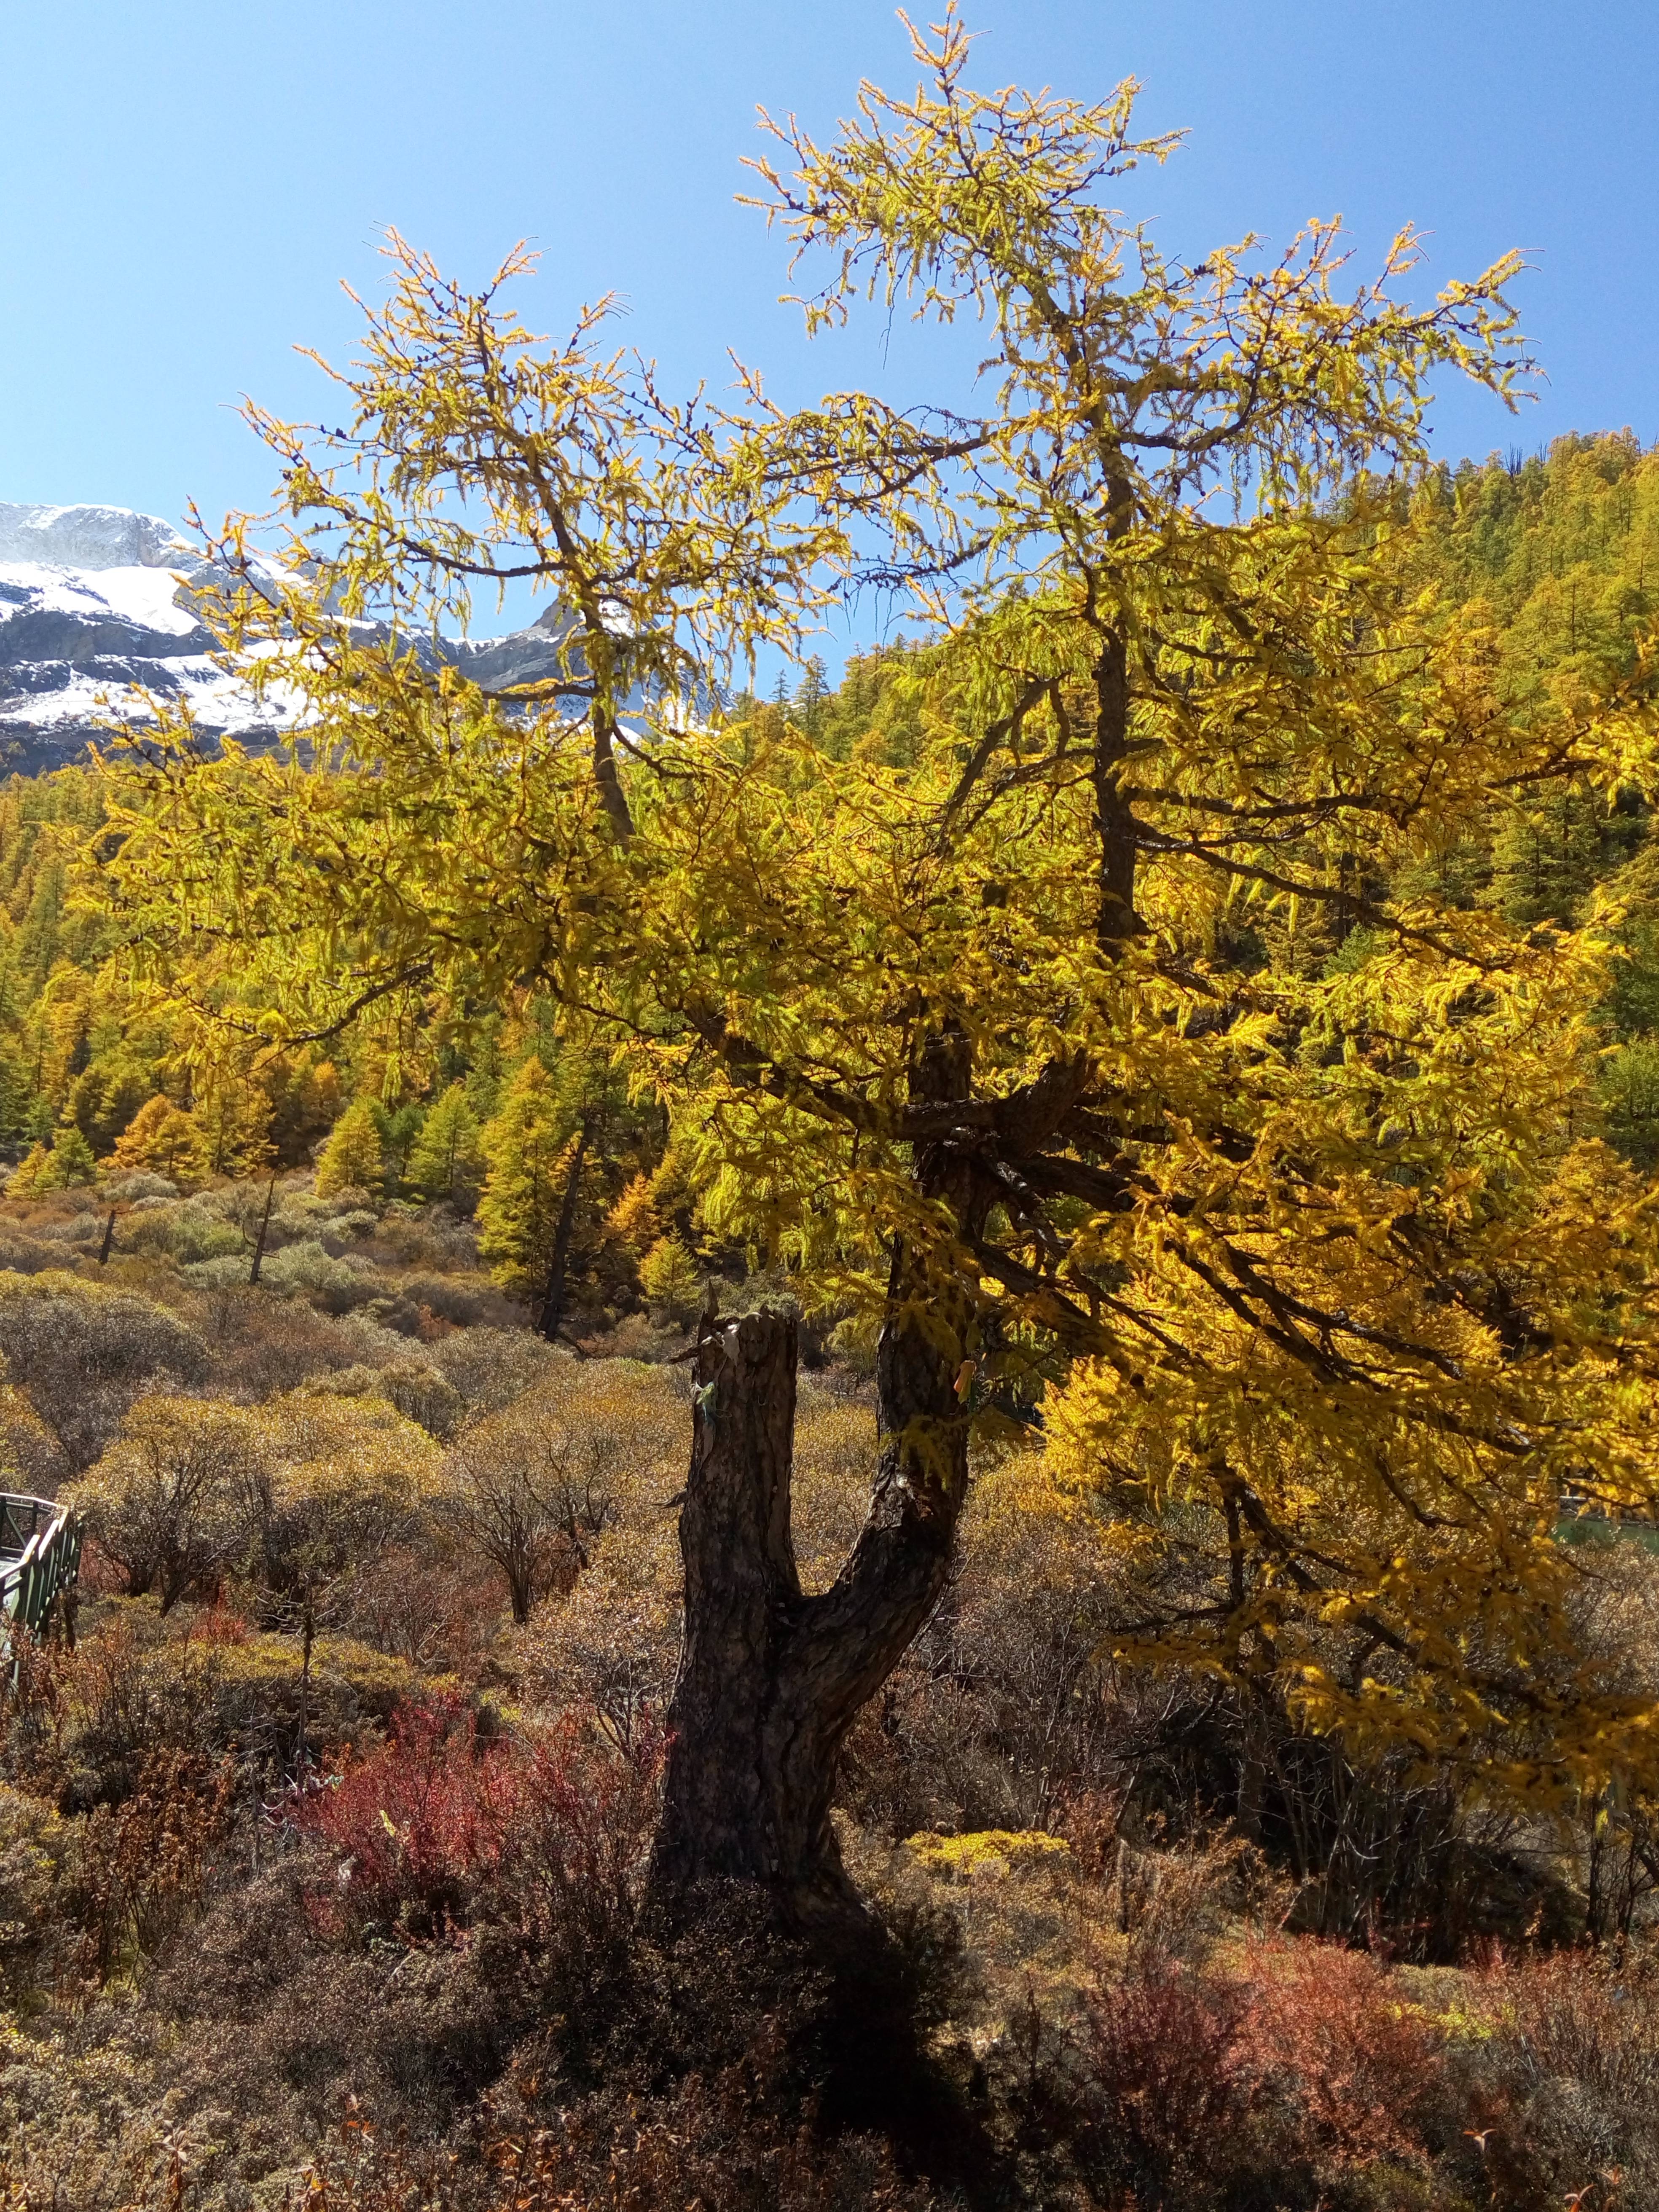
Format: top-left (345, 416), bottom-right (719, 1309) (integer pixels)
top-left (650, 1020), bottom-right (978, 1937)
top-left (649, 1281), bottom-right (970, 1938)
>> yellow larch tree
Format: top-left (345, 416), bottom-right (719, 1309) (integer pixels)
top-left (87, 12), bottom-right (1659, 1918)
top-left (109, 1094), bottom-right (209, 1189)
top-left (313, 1095), bottom-right (387, 1198)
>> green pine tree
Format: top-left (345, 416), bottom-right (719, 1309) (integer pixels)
top-left (383, 1101), bottom-right (427, 1193)
top-left (49, 1123), bottom-right (97, 1186)
top-left (405, 1082), bottom-right (484, 1207)
top-left (639, 1231), bottom-right (701, 1323)
top-left (795, 654), bottom-right (830, 741)
top-left (475, 1060), bottom-right (572, 1301)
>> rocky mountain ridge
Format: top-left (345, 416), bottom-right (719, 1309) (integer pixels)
top-left (0, 500), bottom-right (586, 773)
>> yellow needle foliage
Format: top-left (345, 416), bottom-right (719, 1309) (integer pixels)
top-left (313, 1095), bottom-right (387, 1200)
top-left (108, 1095), bottom-right (208, 1189)
top-left (87, 11), bottom-right (1659, 1801)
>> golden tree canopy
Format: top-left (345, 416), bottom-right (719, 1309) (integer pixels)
top-left (90, 11), bottom-right (1659, 1800)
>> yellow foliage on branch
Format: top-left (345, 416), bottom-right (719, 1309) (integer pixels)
top-left (83, 8), bottom-right (1659, 1803)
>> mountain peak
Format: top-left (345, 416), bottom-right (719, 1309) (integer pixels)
top-left (0, 501), bottom-right (192, 573)
top-left (0, 497), bottom-right (601, 774)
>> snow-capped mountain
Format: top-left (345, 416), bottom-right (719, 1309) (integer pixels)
top-left (0, 500), bottom-right (591, 774)
top-left (0, 500), bottom-right (283, 769)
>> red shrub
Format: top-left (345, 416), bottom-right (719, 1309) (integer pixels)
top-left (493, 1712), bottom-right (665, 1977)
top-left (74, 1537), bottom-right (129, 1599)
top-left (1069, 1939), bottom-right (1450, 2201)
top-left (1082, 1957), bottom-right (1260, 2153)
top-left (1476, 1943), bottom-right (1659, 2108)
top-left (302, 1698), bottom-right (663, 1958)
top-left (185, 1599), bottom-right (249, 1645)
top-left (303, 1698), bottom-right (519, 1936)
top-left (1246, 1938), bottom-right (1444, 2171)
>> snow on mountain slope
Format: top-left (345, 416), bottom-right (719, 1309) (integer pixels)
top-left (0, 500), bottom-right (289, 770)
top-left (0, 501), bottom-right (193, 572)
top-left (0, 500), bottom-right (593, 774)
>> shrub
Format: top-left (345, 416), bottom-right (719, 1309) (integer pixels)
top-left (372, 1204), bottom-right (482, 1274)
top-left (193, 1286), bottom-right (376, 1398)
top-left (6, 1607), bottom-right (422, 1807)
top-left (300, 1358), bottom-right (463, 1440)
top-left (1463, 1946), bottom-right (1659, 2201)
top-left (791, 1388), bottom-right (878, 1593)
top-left (315, 1208), bottom-right (380, 1254)
top-left (339, 1546), bottom-right (508, 1670)
top-left (121, 1200), bottom-right (246, 1265)
top-left (0, 1269), bottom-right (210, 1468)
top-left (250, 1391), bottom-right (443, 1639)
top-left (189, 1236), bottom-right (376, 1313)
top-left (514, 1562), bottom-right (679, 1753)
top-left (0, 1227), bottom-right (77, 1277)
top-left (204, 1632), bottom-right (420, 1769)
top-left (483, 1712), bottom-right (664, 2001)
top-left (905, 1829), bottom-right (1071, 1881)
top-left (294, 2065), bottom-right (938, 2212)
top-left (102, 1171), bottom-right (177, 1203)
top-left (426, 1325), bottom-right (558, 1413)
top-left (303, 1700), bottom-right (663, 1989)
top-left (397, 1270), bottom-right (519, 1328)
top-left (1246, 1939), bottom-right (1445, 2174)
top-left (59, 1746), bottom-right (238, 1982)
top-left (148, 1862), bottom-right (514, 2161)
top-left (303, 1697), bottom-right (520, 1940)
top-left (440, 1367), bottom-right (665, 1623)
top-left (1052, 1941), bottom-right (1451, 2206)
top-left (0, 1781), bottom-right (68, 2001)
top-left (1070, 1956), bottom-right (1265, 2201)
top-left (0, 1378), bottom-right (68, 1491)
top-left (65, 1396), bottom-right (272, 1610)
top-left (30, 1615), bottom-right (229, 1809)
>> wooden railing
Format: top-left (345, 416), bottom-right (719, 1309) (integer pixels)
top-left (0, 1492), bottom-right (80, 1650)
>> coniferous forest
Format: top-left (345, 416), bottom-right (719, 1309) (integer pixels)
top-left (3, 19), bottom-right (1659, 2210)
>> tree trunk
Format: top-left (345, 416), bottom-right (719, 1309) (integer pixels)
top-left (650, 1015), bottom-right (977, 1938)
top-left (249, 1172), bottom-right (277, 1286)
top-left (651, 1253), bottom-right (970, 1938)
top-left (537, 1123), bottom-right (588, 1344)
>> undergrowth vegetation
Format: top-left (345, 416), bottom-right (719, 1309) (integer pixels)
top-left (0, 1164), bottom-right (1647, 2209)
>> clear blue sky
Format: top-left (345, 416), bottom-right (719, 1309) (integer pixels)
top-left (4, 1), bottom-right (1654, 616)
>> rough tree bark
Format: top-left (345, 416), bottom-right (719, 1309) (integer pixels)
top-left (647, 1293), bottom-right (969, 1937)
top-left (650, 1033), bottom-right (978, 1938)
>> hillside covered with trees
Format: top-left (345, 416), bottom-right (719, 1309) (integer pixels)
top-left (2, 17), bottom-right (1659, 2211)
